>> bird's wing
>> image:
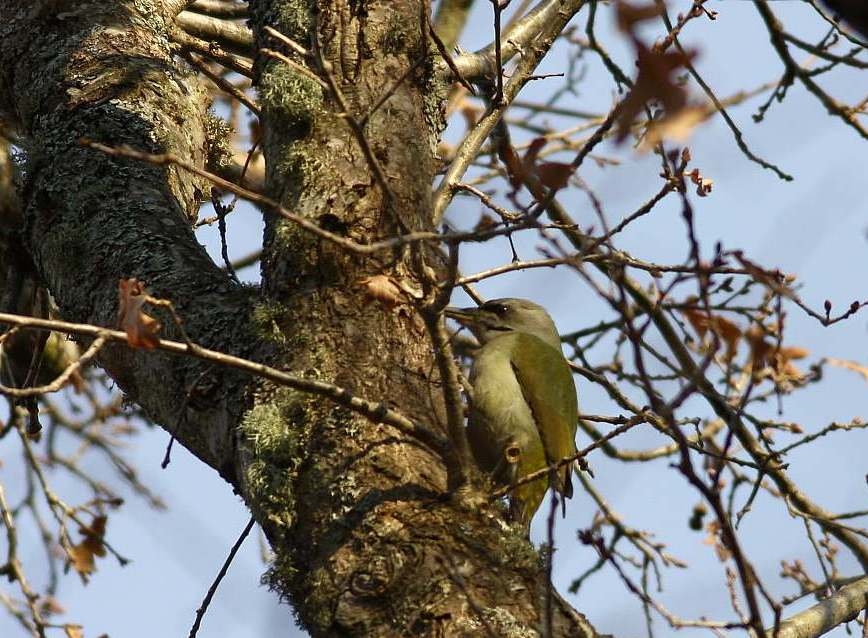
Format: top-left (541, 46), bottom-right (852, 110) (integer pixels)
top-left (509, 333), bottom-right (579, 499)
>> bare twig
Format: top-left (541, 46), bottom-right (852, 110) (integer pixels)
top-left (0, 312), bottom-right (449, 455)
top-left (188, 515), bottom-right (255, 638)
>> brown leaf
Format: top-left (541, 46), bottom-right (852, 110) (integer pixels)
top-left (499, 142), bottom-right (526, 190)
top-left (778, 346), bottom-right (809, 361)
top-left (746, 327), bottom-right (809, 382)
top-left (771, 346), bottom-right (809, 382)
top-left (66, 515), bottom-right (108, 584)
top-left (535, 162), bottom-right (573, 191)
top-left (746, 325), bottom-right (772, 374)
top-left (714, 316), bottom-right (741, 362)
top-left (116, 278), bottom-right (161, 350)
top-left (616, 1), bottom-right (663, 31)
top-left (358, 275), bottom-right (404, 309)
top-left (616, 42), bottom-right (696, 143)
top-left (507, 137), bottom-right (575, 192)
top-left (523, 137), bottom-right (548, 167)
top-left (681, 309), bottom-right (741, 361)
top-left (643, 106), bottom-right (707, 149)
top-left (687, 166), bottom-right (714, 197)
top-left (67, 544), bottom-right (96, 581)
top-left (682, 308), bottom-right (710, 338)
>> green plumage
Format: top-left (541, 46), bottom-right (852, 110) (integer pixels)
top-left (447, 299), bottom-right (579, 528)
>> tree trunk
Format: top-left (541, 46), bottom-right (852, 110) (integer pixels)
top-left (0, 1), bottom-right (599, 635)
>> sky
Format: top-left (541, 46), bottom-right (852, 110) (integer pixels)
top-left (2, 1), bottom-right (867, 637)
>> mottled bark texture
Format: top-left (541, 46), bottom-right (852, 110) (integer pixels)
top-left (0, 1), bottom-right (258, 479)
top-left (0, 0), bottom-right (599, 635)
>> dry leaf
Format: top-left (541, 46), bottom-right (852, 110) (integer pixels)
top-left (66, 515), bottom-right (108, 584)
top-left (64, 625), bottom-right (84, 638)
top-left (616, 1), bottom-right (663, 31)
top-left (358, 275), bottom-right (404, 309)
top-left (535, 162), bottom-right (573, 191)
top-left (523, 137), bottom-right (548, 166)
top-left (746, 326), bottom-right (809, 382)
top-left (499, 142), bottom-right (526, 190)
top-left (524, 138), bottom-right (574, 191)
top-left (117, 278), bottom-right (161, 349)
top-left (616, 42), bottom-right (696, 143)
top-left (681, 309), bottom-right (741, 361)
top-left (642, 106), bottom-right (706, 148)
top-left (501, 137), bottom-right (574, 193)
top-left (778, 346), bottom-right (809, 361)
top-left (746, 325), bottom-right (772, 375)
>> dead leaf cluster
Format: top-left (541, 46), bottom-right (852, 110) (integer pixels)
top-left (500, 136), bottom-right (574, 194)
top-left (681, 308), bottom-right (809, 384)
top-left (615, 2), bottom-right (707, 147)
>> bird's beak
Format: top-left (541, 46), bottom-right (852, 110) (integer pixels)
top-left (444, 306), bottom-right (480, 326)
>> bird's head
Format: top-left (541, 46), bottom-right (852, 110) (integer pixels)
top-left (445, 298), bottom-right (562, 350)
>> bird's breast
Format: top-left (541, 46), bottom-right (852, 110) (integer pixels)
top-left (469, 343), bottom-right (540, 450)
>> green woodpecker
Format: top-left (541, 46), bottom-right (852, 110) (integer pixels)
top-left (446, 298), bottom-right (578, 527)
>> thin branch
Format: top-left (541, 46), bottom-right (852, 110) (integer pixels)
top-left (182, 52), bottom-right (260, 114)
top-left (188, 515), bottom-right (255, 638)
top-left (755, 0), bottom-right (868, 139)
top-left (169, 25), bottom-right (253, 77)
top-left (768, 576), bottom-right (868, 638)
top-left (433, 0), bottom-right (588, 222)
top-left (450, 0), bottom-right (579, 81)
top-left (657, 1), bottom-right (793, 180)
top-left (0, 312), bottom-right (449, 455)
top-left (188, 0), bottom-right (248, 19)
top-left (81, 139), bottom-right (566, 257)
top-left (176, 10), bottom-right (253, 52)
top-left (0, 485), bottom-right (46, 638)
top-left (0, 336), bottom-right (106, 398)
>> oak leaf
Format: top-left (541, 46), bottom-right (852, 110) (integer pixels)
top-left (116, 278), bottom-right (161, 349)
top-left (66, 515), bottom-right (108, 584)
top-left (681, 309), bottom-right (741, 362)
top-left (616, 42), bottom-right (696, 143)
top-left (501, 137), bottom-right (574, 193)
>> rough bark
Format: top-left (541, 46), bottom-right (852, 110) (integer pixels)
top-left (0, 0), bottom-right (261, 481)
top-left (0, 1), bottom-right (600, 636)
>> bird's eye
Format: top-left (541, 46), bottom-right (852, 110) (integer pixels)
top-left (485, 303), bottom-right (509, 316)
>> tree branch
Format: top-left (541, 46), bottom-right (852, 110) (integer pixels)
top-left (769, 576), bottom-right (868, 638)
